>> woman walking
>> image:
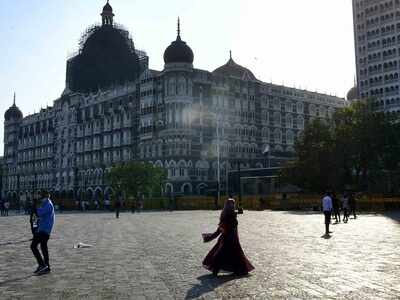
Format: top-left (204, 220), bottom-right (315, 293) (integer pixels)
top-left (202, 196), bottom-right (254, 276)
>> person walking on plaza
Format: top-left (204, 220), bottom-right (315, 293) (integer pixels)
top-left (349, 192), bottom-right (357, 219)
top-left (4, 199), bottom-right (10, 216)
top-left (94, 199), bottom-right (99, 210)
top-left (0, 199), bottom-right (4, 216)
top-left (342, 192), bottom-right (350, 223)
top-left (31, 191), bottom-right (55, 275)
top-left (105, 198), bottom-right (111, 211)
top-left (115, 198), bottom-right (121, 219)
top-left (322, 191), bottom-right (333, 236)
top-left (202, 196), bottom-right (254, 276)
top-left (332, 192), bottom-right (341, 223)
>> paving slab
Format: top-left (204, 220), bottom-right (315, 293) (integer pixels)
top-left (0, 210), bottom-right (399, 299)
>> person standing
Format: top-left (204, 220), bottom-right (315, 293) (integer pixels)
top-left (332, 192), bottom-right (341, 223)
top-left (322, 191), bottom-right (333, 236)
top-left (31, 191), bottom-right (55, 275)
top-left (105, 198), bottom-right (111, 211)
top-left (0, 199), bottom-right (4, 216)
top-left (94, 199), bottom-right (99, 211)
top-left (115, 198), bottom-right (121, 218)
top-left (342, 192), bottom-right (350, 223)
top-left (4, 199), bottom-right (10, 216)
top-left (349, 192), bottom-right (357, 219)
top-left (202, 196), bottom-right (254, 276)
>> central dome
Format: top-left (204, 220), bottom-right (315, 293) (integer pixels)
top-left (66, 6), bottom-right (141, 93)
top-left (163, 19), bottom-right (194, 65)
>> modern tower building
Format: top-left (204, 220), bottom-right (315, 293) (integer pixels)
top-left (2, 2), bottom-right (346, 204)
top-left (352, 0), bottom-right (400, 113)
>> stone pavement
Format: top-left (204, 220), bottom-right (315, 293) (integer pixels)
top-left (0, 210), bottom-right (399, 299)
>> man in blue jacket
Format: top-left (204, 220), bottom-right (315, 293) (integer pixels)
top-left (31, 191), bottom-right (55, 275)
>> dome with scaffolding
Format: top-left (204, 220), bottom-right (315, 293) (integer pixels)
top-left (66, 2), bottom-right (141, 93)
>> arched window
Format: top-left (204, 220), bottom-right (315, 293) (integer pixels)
top-left (274, 112), bottom-right (281, 126)
top-left (286, 114), bottom-right (293, 128)
top-left (274, 129), bottom-right (282, 144)
top-left (297, 102), bottom-right (304, 113)
top-left (287, 130), bottom-right (294, 145)
top-left (262, 127), bottom-right (269, 142)
top-left (298, 116), bottom-right (304, 129)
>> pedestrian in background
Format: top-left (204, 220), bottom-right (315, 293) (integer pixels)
top-left (349, 192), bottom-right (357, 219)
top-left (105, 198), bottom-right (111, 211)
top-left (322, 191), bottom-right (333, 236)
top-left (342, 192), bottom-right (350, 223)
top-left (0, 199), bottom-right (4, 216)
top-left (4, 199), bottom-right (10, 216)
top-left (94, 199), bottom-right (99, 210)
top-left (115, 198), bottom-right (121, 218)
top-left (332, 192), bottom-right (341, 223)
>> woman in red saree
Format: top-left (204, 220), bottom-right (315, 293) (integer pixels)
top-left (202, 197), bottom-right (254, 276)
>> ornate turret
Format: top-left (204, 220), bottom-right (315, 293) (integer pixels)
top-left (163, 18), bottom-right (194, 65)
top-left (4, 93), bottom-right (23, 121)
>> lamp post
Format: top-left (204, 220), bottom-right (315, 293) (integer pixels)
top-left (237, 160), bottom-right (243, 214)
top-left (263, 144), bottom-right (270, 168)
top-left (216, 107), bottom-right (221, 209)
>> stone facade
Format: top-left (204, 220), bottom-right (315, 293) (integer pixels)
top-left (2, 3), bottom-right (346, 204)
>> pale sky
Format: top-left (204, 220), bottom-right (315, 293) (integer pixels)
top-left (0, 0), bottom-right (355, 154)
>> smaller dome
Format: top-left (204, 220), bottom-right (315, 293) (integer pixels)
top-left (103, 2), bottom-right (113, 12)
top-left (5, 103), bottom-right (23, 121)
top-left (213, 54), bottom-right (256, 81)
top-left (163, 19), bottom-right (194, 65)
top-left (347, 85), bottom-right (358, 101)
top-left (164, 36), bottom-right (194, 64)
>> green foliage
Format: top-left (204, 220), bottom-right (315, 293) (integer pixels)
top-left (106, 161), bottom-right (166, 200)
top-left (281, 101), bottom-right (400, 193)
top-left (280, 118), bottom-right (336, 192)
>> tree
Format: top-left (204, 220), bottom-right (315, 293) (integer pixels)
top-left (281, 101), bottom-right (400, 193)
top-left (281, 118), bottom-right (336, 192)
top-left (106, 161), bottom-right (166, 206)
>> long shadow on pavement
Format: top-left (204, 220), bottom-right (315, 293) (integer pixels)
top-left (0, 239), bottom-right (31, 247)
top-left (185, 273), bottom-right (242, 299)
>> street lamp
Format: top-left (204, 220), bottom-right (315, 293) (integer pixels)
top-left (263, 144), bottom-right (270, 168)
top-left (236, 160), bottom-right (243, 214)
top-left (216, 107), bottom-right (221, 209)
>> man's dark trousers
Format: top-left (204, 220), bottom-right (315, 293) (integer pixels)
top-left (31, 232), bottom-right (50, 268)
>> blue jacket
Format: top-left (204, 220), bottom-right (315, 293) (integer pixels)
top-left (37, 198), bottom-right (55, 235)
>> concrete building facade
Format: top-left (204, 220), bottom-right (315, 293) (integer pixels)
top-left (353, 0), bottom-right (400, 114)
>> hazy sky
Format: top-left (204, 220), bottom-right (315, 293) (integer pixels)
top-left (0, 0), bottom-right (355, 154)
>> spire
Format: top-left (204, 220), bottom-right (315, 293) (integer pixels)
top-left (228, 50), bottom-right (234, 64)
top-left (176, 17), bottom-right (182, 41)
top-left (101, 0), bottom-right (114, 26)
top-left (13, 92), bottom-right (16, 106)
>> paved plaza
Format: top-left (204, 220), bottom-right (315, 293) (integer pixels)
top-left (0, 210), bottom-right (399, 299)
